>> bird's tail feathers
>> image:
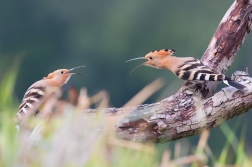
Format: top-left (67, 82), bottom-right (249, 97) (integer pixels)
top-left (223, 80), bottom-right (245, 90)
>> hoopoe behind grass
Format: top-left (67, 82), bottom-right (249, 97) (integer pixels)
top-left (16, 65), bottom-right (86, 121)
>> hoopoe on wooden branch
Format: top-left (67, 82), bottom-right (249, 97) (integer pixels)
top-left (16, 65), bottom-right (86, 121)
top-left (126, 49), bottom-right (245, 90)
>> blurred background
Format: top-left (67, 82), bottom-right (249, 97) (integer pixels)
top-left (1, 0), bottom-right (252, 165)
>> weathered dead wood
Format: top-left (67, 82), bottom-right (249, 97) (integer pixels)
top-left (86, 0), bottom-right (252, 142)
top-left (201, 0), bottom-right (252, 97)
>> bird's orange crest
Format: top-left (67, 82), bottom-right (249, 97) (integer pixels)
top-left (149, 49), bottom-right (176, 57)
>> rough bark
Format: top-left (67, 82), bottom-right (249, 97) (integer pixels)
top-left (87, 0), bottom-right (252, 142)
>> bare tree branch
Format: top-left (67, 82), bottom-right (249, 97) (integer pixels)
top-left (87, 0), bottom-right (252, 142)
top-left (201, 0), bottom-right (252, 97)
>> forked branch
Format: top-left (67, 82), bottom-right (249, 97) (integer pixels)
top-left (87, 0), bottom-right (252, 142)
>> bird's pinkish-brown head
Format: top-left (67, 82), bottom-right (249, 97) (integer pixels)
top-left (126, 49), bottom-right (176, 73)
top-left (44, 65), bottom-right (86, 87)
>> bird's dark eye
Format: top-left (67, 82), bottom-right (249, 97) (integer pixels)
top-left (149, 57), bottom-right (153, 60)
top-left (61, 71), bottom-right (64, 74)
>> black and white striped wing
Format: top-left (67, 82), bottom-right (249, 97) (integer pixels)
top-left (175, 59), bottom-right (225, 82)
top-left (175, 58), bottom-right (245, 89)
top-left (16, 82), bottom-right (46, 120)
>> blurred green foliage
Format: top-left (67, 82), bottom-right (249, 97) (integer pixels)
top-left (1, 0), bottom-right (252, 166)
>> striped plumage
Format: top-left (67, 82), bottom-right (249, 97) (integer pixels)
top-left (126, 49), bottom-right (245, 90)
top-left (17, 83), bottom-right (46, 120)
top-left (175, 58), bottom-right (223, 81)
top-left (16, 66), bottom-right (85, 121)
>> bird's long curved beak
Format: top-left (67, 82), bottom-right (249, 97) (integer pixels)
top-left (68, 65), bottom-right (87, 75)
top-left (125, 57), bottom-right (146, 62)
top-left (68, 65), bottom-right (86, 72)
top-left (128, 62), bottom-right (146, 74)
top-left (69, 72), bottom-right (86, 75)
top-left (126, 57), bottom-right (147, 74)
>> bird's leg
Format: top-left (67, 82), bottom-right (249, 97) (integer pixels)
top-left (183, 81), bottom-right (209, 97)
top-left (182, 81), bottom-right (202, 91)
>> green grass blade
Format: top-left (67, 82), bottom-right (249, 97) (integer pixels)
top-left (0, 56), bottom-right (23, 109)
top-left (235, 121), bottom-right (247, 165)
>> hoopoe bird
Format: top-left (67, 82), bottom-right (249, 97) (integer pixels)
top-left (16, 65), bottom-right (86, 121)
top-left (126, 49), bottom-right (245, 90)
